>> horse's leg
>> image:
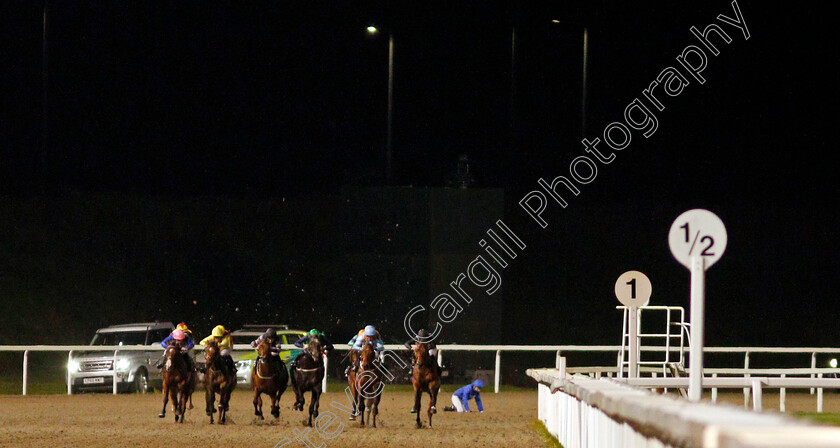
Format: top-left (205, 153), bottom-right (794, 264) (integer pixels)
top-left (178, 388), bottom-right (188, 423)
top-left (414, 386), bottom-right (422, 428)
top-left (348, 373), bottom-right (358, 420)
top-left (358, 396), bottom-right (366, 427)
top-left (170, 384), bottom-right (180, 422)
top-left (254, 387), bottom-right (263, 419)
top-left (159, 381), bottom-right (169, 418)
top-left (270, 388), bottom-right (280, 419)
top-left (427, 390), bottom-right (435, 428)
top-left (313, 387), bottom-right (320, 420)
top-left (306, 390), bottom-right (318, 427)
top-left (188, 375), bottom-right (195, 410)
top-left (371, 396), bottom-right (379, 428)
top-left (220, 388), bottom-right (230, 424)
top-left (206, 387), bottom-right (215, 424)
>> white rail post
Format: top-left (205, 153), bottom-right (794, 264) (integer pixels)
top-left (817, 373), bottom-right (824, 413)
top-left (555, 350), bottom-right (562, 369)
top-left (751, 379), bottom-right (762, 411)
top-left (437, 349), bottom-right (443, 368)
top-left (22, 350), bottom-right (29, 395)
top-left (744, 351), bottom-right (751, 408)
top-left (811, 352), bottom-right (817, 394)
top-left (558, 356), bottom-right (566, 379)
top-left (629, 306), bottom-right (639, 378)
top-left (688, 255), bottom-right (706, 402)
top-left (67, 350), bottom-right (74, 395)
top-left (494, 350), bottom-right (501, 394)
top-left (780, 373), bottom-right (786, 412)
top-left (322, 354), bottom-right (328, 393)
top-left (112, 349), bottom-right (119, 395)
top-left (711, 373), bottom-right (717, 403)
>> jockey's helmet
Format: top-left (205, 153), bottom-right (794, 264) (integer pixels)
top-left (172, 329), bottom-right (186, 340)
top-left (265, 328), bottom-right (277, 339)
top-left (176, 322), bottom-right (191, 333)
top-left (309, 329), bottom-right (320, 337)
top-left (211, 325), bottom-right (227, 337)
top-left (473, 379), bottom-right (484, 388)
top-left (417, 329), bottom-right (428, 338)
top-left (357, 329), bottom-right (365, 337)
top-left (364, 325), bottom-right (376, 337)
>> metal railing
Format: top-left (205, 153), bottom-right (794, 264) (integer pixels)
top-left (5, 344), bottom-right (840, 397)
top-left (528, 366), bottom-right (840, 448)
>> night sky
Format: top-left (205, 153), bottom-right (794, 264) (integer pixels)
top-left (1, 1), bottom-right (837, 353)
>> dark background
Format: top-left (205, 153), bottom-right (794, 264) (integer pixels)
top-left (0, 1), bottom-right (837, 379)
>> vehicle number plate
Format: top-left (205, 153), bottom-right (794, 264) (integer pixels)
top-left (83, 377), bottom-right (105, 384)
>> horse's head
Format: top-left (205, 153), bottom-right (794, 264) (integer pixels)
top-left (360, 340), bottom-right (377, 370)
top-left (205, 339), bottom-right (219, 364)
top-left (257, 340), bottom-right (272, 359)
top-left (413, 342), bottom-right (429, 364)
top-left (164, 344), bottom-right (183, 371)
top-left (307, 334), bottom-right (323, 359)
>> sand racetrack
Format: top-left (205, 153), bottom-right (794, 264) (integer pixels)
top-left (0, 386), bottom-right (542, 448)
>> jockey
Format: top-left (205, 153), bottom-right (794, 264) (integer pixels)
top-left (403, 328), bottom-right (437, 356)
top-left (404, 328), bottom-right (440, 371)
top-left (157, 325), bottom-right (195, 370)
top-left (444, 379), bottom-right (485, 413)
top-left (250, 327), bottom-right (283, 374)
top-left (199, 325), bottom-right (236, 374)
top-left (289, 329), bottom-right (334, 372)
top-left (346, 328), bottom-right (365, 347)
top-left (352, 325), bottom-right (384, 353)
top-left (350, 325), bottom-right (385, 371)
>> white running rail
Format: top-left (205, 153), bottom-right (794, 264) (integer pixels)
top-left (5, 344), bottom-right (840, 398)
top-left (528, 367), bottom-right (840, 448)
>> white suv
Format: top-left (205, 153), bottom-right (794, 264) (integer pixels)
top-left (67, 322), bottom-right (174, 393)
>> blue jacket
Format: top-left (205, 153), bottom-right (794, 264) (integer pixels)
top-left (161, 334), bottom-right (194, 350)
top-left (454, 384), bottom-right (483, 412)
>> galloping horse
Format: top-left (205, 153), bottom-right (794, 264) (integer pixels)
top-left (291, 334), bottom-right (324, 427)
top-left (203, 340), bottom-right (236, 424)
top-left (159, 344), bottom-right (196, 423)
top-left (346, 349), bottom-right (360, 421)
top-left (410, 341), bottom-right (440, 428)
top-left (356, 341), bottom-right (382, 428)
top-left (252, 341), bottom-right (289, 420)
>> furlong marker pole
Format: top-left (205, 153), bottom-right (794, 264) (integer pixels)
top-left (689, 255), bottom-right (705, 401)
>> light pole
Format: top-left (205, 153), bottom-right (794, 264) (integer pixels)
top-left (368, 26), bottom-right (394, 185)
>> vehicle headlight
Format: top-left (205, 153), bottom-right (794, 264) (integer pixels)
top-left (68, 360), bottom-right (80, 372)
top-left (116, 358), bottom-right (131, 371)
top-left (830, 358), bottom-right (838, 368)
